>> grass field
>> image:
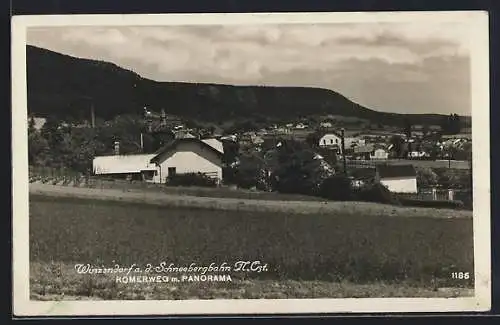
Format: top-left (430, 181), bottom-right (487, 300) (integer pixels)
top-left (30, 262), bottom-right (472, 300)
top-left (29, 183), bottom-right (472, 218)
top-left (29, 192), bottom-right (474, 300)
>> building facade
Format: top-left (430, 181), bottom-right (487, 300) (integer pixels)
top-left (92, 138), bottom-right (224, 184)
top-left (150, 138), bottom-right (224, 183)
top-left (319, 133), bottom-right (342, 147)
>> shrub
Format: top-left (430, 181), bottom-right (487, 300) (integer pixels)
top-left (317, 175), bottom-right (354, 201)
top-left (416, 167), bottom-right (438, 188)
top-left (355, 182), bottom-right (400, 205)
top-left (166, 173), bottom-right (217, 188)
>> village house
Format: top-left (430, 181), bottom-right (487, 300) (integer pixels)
top-left (93, 138), bottom-right (224, 184)
top-left (251, 134), bottom-right (265, 146)
top-left (371, 148), bottom-right (389, 160)
top-left (173, 129), bottom-right (197, 139)
top-left (429, 125), bottom-right (442, 132)
top-left (412, 131), bottom-right (425, 139)
top-left (200, 138), bottom-right (225, 155)
top-left (375, 165), bottom-right (418, 193)
top-left (344, 137), bottom-right (366, 149)
top-left (352, 144), bottom-right (389, 160)
top-left (150, 137), bottom-right (224, 183)
top-left (273, 127), bottom-right (291, 135)
top-left (92, 153), bottom-right (158, 181)
top-left (319, 133), bottom-right (342, 148)
top-left (257, 128), bottom-right (268, 136)
top-left (294, 123), bottom-right (308, 130)
top-left (319, 121), bottom-right (333, 128)
top-left (220, 134), bottom-right (237, 142)
top-left (408, 150), bottom-right (430, 159)
top-left (353, 145), bottom-right (373, 160)
top-left (358, 132), bottom-right (394, 142)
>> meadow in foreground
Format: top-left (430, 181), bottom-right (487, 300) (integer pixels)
top-left (29, 194), bottom-right (474, 299)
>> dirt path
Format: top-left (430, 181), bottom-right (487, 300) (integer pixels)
top-left (29, 183), bottom-right (472, 219)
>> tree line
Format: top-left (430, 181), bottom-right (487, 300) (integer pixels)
top-left (28, 114), bottom-right (160, 173)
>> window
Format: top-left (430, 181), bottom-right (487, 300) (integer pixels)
top-left (336, 139), bottom-right (339, 144)
top-left (323, 139), bottom-right (326, 145)
top-left (168, 167), bottom-right (177, 177)
top-left (330, 139), bottom-right (334, 144)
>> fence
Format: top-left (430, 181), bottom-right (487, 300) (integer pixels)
top-left (397, 188), bottom-right (472, 207)
top-left (29, 166), bottom-right (87, 185)
top-left (28, 165), bottom-right (473, 208)
top-left (345, 159), bottom-right (471, 170)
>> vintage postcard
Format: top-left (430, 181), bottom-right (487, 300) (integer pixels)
top-left (12, 11), bottom-right (491, 316)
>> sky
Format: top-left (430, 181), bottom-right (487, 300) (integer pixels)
top-left (27, 22), bottom-right (472, 115)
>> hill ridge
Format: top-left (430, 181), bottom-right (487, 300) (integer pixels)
top-left (26, 45), bottom-right (470, 127)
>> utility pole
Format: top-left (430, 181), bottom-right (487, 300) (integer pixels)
top-left (341, 128), bottom-right (347, 175)
top-left (90, 102), bottom-right (95, 128)
top-left (81, 95), bottom-right (95, 128)
top-left (448, 147), bottom-right (452, 168)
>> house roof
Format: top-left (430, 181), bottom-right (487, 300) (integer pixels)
top-left (150, 138), bottom-right (224, 164)
top-left (201, 138), bottom-right (224, 154)
top-left (318, 131), bottom-right (342, 139)
top-left (376, 165), bottom-right (416, 178)
top-left (93, 154), bottom-right (157, 175)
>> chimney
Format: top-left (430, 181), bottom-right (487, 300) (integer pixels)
top-left (114, 141), bottom-right (120, 155)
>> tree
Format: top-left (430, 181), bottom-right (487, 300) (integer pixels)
top-left (28, 117), bottom-right (50, 166)
top-left (227, 152), bottom-right (264, 189)
top-left (440, 114), bottom-right (461, 135)
top-left (67, 127), bottom-right (106, 173)
top-left (422, 124), bottom-right (430, 136)
top-left (306, 131), bottom-right (321, 148)
top-left (416, 168), bottom-right (439, 188)
top-left (271, 141), bottom-right (335, 195)
top-left (95, 114), bottom-right (144, 154)
top-left (389, 135), bottom-right (405, 158)
top-left (317, 175), bottom-right (353, 201)
top-left (453, 142), bottom-right (472, 161)
top-left (221, 140), bottom-right (240, 166)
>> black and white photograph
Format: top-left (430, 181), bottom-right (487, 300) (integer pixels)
top-left (12, 12), bottom-right (490, 316)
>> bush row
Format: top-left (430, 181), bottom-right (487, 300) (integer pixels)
top-left (164, 172), bottom-right (468, 210)
top-left (317, 175), bottom-right (467, 210)
top-left (166, 173), bottom-right (218, 188)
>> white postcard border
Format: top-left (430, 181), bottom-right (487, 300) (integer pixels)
top-left (12, 11), bottom-right (491, 316)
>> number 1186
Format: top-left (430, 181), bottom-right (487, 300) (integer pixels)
top-left (451, 272), bottom-right (470, 279)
